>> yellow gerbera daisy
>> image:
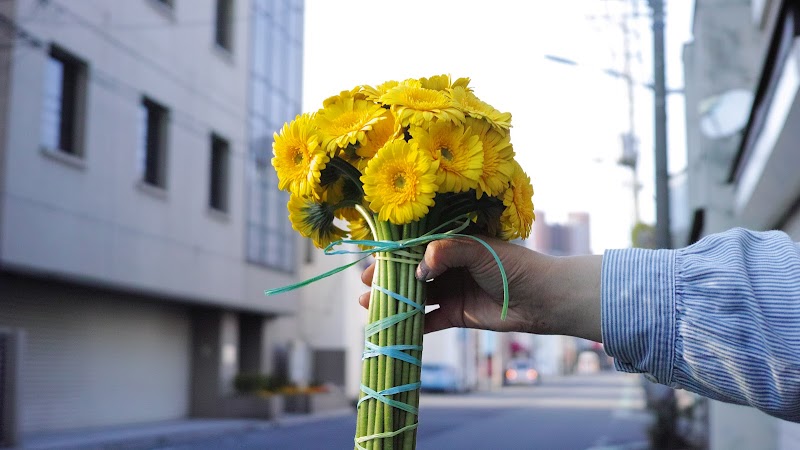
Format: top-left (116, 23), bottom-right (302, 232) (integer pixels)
top-left (322, 86), bottom-right (366, 107)
top-left (314, 89), bottom-right (386, 154)
top-left (380, 80), bottom-right (465, 128)
top-left (356, 110), bottom-right (397, 158)
top-left (410, 121), bottom-right (483, 193)
top-left (419, 74), bottom-right (472, 92)
top-left (362, 80), bottom-right (400, 103)
top-left (449, 86), bottom-right (512, 134)
top-left (498, 161), bottom-right (535, 240)
top-left (361, 140), bottom-right (439, 224)
top-left (287, 194), bottom-right (347, 249)
top-left (272, 113), bottom-right (328, 197)
top-left (348, 216), bottom-right (373, 241)
top-left (468, 118), bottom-right (515, 199)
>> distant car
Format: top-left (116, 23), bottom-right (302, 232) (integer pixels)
top-left (576, 351), bottom-right (600, 374)
top-left (504, 359), bottom-right (541, 386)
top-left (420, 363), bottom-right (465, 393)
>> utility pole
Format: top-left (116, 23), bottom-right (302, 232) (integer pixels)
top-left (617, 3), bottom-right (641, 224)
top-left (650, 0), bottom-right (672, 248)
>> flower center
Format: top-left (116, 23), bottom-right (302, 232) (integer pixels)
top-left (405, 88), bottom-right (444, 108)
top-left (293, 149), bottom-right (304, 165)
top-left (332, 111), bottom-right (363, 133)
top-left (440, 147), bottom-right (454, 161)
top-left (393, 173), bottom-right (406, 190)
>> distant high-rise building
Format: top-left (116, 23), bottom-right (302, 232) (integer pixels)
top-left (528, 211), bottom-right (592, 256)
top-left (0, 0), bottom-right (305, 438)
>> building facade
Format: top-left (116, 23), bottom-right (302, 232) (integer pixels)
top-left (0, 0), bottom-right (305, 439)
top-left (683, 0), bottom-right (800, 447)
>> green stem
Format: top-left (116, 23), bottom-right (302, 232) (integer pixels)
top-left (380, 223), bottom-right (401, 450)
top-left (356, 210), bottom-right (378, 450)
top-left (403, 217), bottom-right (427, 450)
top-left (401, 218), bottom-right (425, 449)
top-left (355, 204), bottom-right (379, 240)
top-left (366, 220), bottom-right (387, 450)
top-left (393, 224), bottom-right (410, 448)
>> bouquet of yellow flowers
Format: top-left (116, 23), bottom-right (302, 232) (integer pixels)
top-left (268, 74), bottom-right (534, 450)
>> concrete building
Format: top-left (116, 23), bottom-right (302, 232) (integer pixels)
top-left (530, 211), bottom-right (592, 257)
top-left (683, 0), bottom-right (800, 447)
top-left (0, 0), bottom-right (307, 440)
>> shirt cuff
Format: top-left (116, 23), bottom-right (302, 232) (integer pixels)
top-left (601, 247), bottom-right (676, 385)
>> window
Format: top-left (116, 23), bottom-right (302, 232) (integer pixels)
top-left (246, 1), bottom-right (301, 272)
top-left (41, 46), bottom-right (87, 156)
top-left (138, 97), bottom-right (169, 189)
top-left (209, 134), bottom-right (230, 212)
top-left (215, 0), bottom-right (234, 51)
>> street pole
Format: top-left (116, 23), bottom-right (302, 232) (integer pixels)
top-left (650, 0), bottom-right (672, 248)
top-left (619, 4), bottom-right (641, 225)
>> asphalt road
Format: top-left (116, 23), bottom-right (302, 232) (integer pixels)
top-left (159, 372), bottom-right (651, 450)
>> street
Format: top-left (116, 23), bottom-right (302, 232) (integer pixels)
top-left (158, 372), bottom-right (651, 450)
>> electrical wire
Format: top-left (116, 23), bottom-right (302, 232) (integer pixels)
top-left (33, 0), bottom-right (244, 119)
top-left (0, 11), bottom-right (300, 157)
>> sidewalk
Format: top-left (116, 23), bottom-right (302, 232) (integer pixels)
top-left (17, 408), bottom-right (354, 450)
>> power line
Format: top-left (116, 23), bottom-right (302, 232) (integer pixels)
top-left (22, 15), bottom-right (252, 31)
top-left (0, 11), bottom-right (43, 47)
top-left (0, 12), bottom-right (258, 158)
top-left (34, 0), bottom-right (244, 120)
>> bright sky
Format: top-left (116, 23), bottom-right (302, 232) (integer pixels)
top-left (303, 0), bottom-right (694, 252)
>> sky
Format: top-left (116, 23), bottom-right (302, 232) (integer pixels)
top-left (302, 0), bottom-right (694, 252)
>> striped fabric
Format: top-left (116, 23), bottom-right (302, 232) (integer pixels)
top-left (601, 228), bottom-right (800, 422)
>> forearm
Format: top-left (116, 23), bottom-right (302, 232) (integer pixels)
top-left (602, 228), bottom-right (800, 422)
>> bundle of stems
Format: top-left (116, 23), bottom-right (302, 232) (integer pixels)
top-left (355, 218), bottom-right (428, 450)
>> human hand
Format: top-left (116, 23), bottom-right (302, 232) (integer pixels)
top-left (359, 236), bottom-right (603, 341)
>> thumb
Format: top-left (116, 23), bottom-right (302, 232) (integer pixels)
top-left (416, 238), bottom-right (481, 281)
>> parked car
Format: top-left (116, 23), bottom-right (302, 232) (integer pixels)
top-left (420, 363), bottom-right (465, 393)
top-left (504, 359), bottom-right (541, 386)
top-left (576, 351), bottom-right (600, 374)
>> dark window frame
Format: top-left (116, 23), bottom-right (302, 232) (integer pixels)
top-left (209, 133), bottom-right (230, 213)
top-left (41, 45), bottom-right (88, 157)
top-left (215, 0), bottom-right (235, 52)
top-left (140, 97), bottom-right (170, 189)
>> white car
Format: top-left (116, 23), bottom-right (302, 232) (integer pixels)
top-left (504, 359), bottom-right (541, 386)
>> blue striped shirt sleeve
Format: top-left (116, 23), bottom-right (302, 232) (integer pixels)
top-left (601, 228), bottom-right (800, 422)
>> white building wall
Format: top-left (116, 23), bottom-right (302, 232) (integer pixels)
top-left (0, 0), bottom-right (308, 435)
top-left (0, 0), bottom-right (299, 314)
top-left (685, 1), bottom-right (800, 449)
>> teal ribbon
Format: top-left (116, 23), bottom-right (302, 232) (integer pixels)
top-left (264, 214), bottom-right (510, 320)
top-left (357, 382), bottom-right (421, 415)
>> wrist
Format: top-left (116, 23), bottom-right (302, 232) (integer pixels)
top-left (548, 254), bottom-right (603, 341)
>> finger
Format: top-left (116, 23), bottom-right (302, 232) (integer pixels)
top-left (424, 268), bottom-right (468, 305)
top-left (416, 238), bottom-right (481, 281)
top-left (423, 307), bottom-right (456, 334)
top-left (361, 262), bottom-right (376, 287)
top-left (358, 291), bottom-right (371, 309)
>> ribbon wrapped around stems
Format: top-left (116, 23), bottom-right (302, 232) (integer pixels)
top-left (265, 215), bottom-right (509, 450)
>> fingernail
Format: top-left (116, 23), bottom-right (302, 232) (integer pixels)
top-left (416, 261), bottom-right (431, 281)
